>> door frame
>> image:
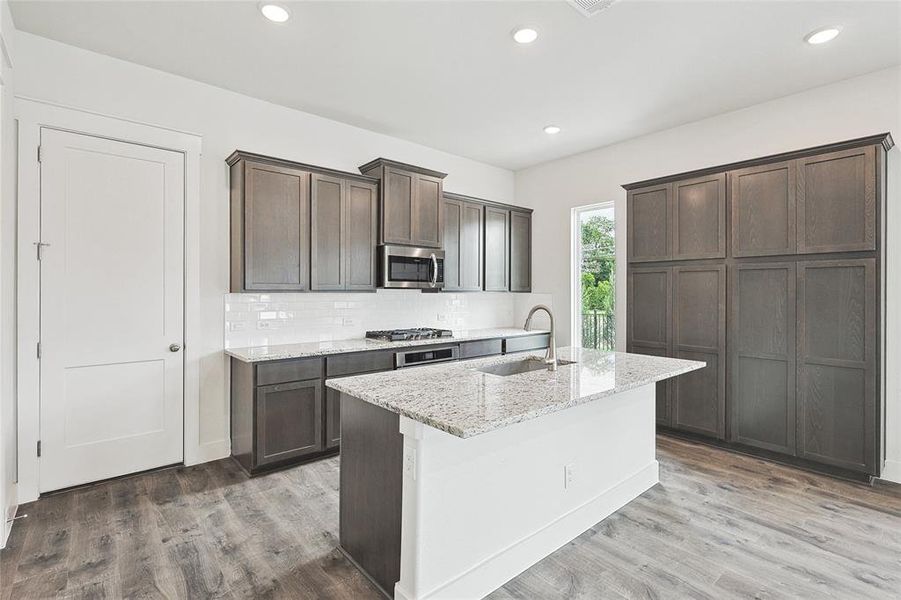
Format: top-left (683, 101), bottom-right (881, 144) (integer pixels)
top-left (15, 97), bottom-right (203, 503)
top-left (570, 201), bottom-right (615, 350)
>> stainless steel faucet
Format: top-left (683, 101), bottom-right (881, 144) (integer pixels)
top-left (524, 304), bottom-right (557, 371)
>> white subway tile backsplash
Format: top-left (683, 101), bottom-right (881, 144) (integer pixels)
top-left (224, 289), bottom-right (518, 349)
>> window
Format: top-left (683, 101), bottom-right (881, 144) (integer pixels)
top-left (572, 203), bottom-right (615, 350)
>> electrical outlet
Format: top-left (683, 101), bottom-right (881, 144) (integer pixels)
top-left (404, 446), bottom-right (417, 480)
top-left (564, 463), bottom-right (576, 489)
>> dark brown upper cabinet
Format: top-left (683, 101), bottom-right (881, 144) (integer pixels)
top-left (729, 262), bottom-right (796, 455)
top-left (228, 151), bottom-right (380, 293)
top-left (359, 158), bottom-right (447, 248)
top-left (730, 160), bottom-right (797, 257)
top-left (310, 175), bottom-right (378, 291)
top-left (627, 183), bottom-right (671, 262)
top-left (672, 173), bottom-right (726, 260)
top-left (444, 195), bottom-right (483, 291)
top-left (797, 146), bottom-right (876, 254)
top-left (345, 180), bottom-right (380, 290)
top-left (311, 174), bottom-right (345, 291)
top-left (797, 259), bottom-right (876, 473)
top-left (672, 265), bottom-right (726, 440)
top-left (627, 266), bottom-right (673, 426)
top-left (230, 159), bottom-right (311, 292)
top-left (483, 206), bottom-right (510, 291)
top-left (509, 210), bottom-right (532, 292)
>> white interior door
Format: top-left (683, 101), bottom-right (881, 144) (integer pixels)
top-left (39, 128), bottom-right (185, 492)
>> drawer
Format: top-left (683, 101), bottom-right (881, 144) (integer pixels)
top-left (256, 358), bottom-right (324, 386)
top-left (326, 351), bottom-right (395, 377)
top-left (504, 334), bottom-right (550, 354)
top-left (459, 338), bottom-right (503, 359)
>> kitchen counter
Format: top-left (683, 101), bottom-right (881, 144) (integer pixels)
top-left (335, 346), bottom-right (704, 600)
top-left (327, 346), bottom-right (703, 438)
top-left (224, 327), bottom-right (549, 362)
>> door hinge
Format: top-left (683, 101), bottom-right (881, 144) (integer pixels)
top-left (35, 241), bottom-right (50, 261)
top-left (36, 440), bottom-right (41, 457)
top-left (37, 145), bottom-right (42, 163)
top-left (36, 342), bottom-right (41, 359)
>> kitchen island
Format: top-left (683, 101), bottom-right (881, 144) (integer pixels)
top-left (326, 347), bottom-right (704, 600)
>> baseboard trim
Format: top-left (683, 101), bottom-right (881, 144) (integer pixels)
top-left (1, 503), bottom-right (18, 549)
top-left (880, 459), bottom-right (901, 484)
top-left (190, 439), bottom-right (230, 466)
top-left (412, 461), bottom-right (659, 600)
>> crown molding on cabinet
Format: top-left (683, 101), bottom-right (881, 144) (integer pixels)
top-left (622, 132), bottom-right (894, 191)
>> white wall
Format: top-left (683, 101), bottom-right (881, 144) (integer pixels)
top-left (515, 66), bottom-right (901, 481)
top-left (0, 0), bottom-right (16, 548)
top-left (11, 31), bottom-right (515, 474)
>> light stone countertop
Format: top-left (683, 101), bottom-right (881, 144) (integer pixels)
top-left (326, 347), bottom-right (705, 438)
top-left (225, 327), bottom-right (550, 362)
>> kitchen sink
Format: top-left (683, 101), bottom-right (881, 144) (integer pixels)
top-left (476, 358), bottom-right (575, 377)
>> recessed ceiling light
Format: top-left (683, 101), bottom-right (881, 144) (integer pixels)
top-left (804, 26), bottom-right (841, 45)
top-left (260, 3), bottom-right (291, 23)
top-left (544, 125), bottom-right (561, 135)
top-left (512, 27), bottom-right (538, 44)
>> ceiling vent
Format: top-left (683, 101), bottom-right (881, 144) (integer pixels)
top-left (567, 0), bottom-right (621, 18)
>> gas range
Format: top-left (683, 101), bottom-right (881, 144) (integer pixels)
top-left (365, 327), bottom-right (454, 342)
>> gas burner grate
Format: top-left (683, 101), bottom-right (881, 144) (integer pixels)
top-left (366, 327), bottom-right (454, 342)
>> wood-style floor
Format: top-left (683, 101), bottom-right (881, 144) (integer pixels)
top-left (2, 436), bottom-right (899, 599)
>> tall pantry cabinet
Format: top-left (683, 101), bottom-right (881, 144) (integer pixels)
top-left (625, 133), bottom-right (892, 478)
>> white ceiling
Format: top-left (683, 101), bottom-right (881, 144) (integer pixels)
top-left (10, 1), bottom-right (901, 170)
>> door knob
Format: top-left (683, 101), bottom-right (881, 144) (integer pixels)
top-left (169, 343), bottom-right (182, 352)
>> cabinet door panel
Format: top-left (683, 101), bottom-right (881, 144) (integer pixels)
top-left (325, 387), bottom-right (341, 449)
top-left (633, 344), bottom-right (671, 427)
top-left (484, 207), bottom-right (509, 291)
top-left (510, 211), bottom-right (532, 292)
top-left (797, 146), bottom-right (876, 253)
top-left (244, 162), bottom-right (309, 290)
top-left (730, 263), bottom-right (796, 454)
top-left (628, 184), bottom-right (670, 262)
top-left (672, 173), bottom-right (726, 260)
top-left (443, 199), bottom-right (463, 290)
top-left (256, 380), bottom-right (322, 466)
top-left (384, 168), bottom-right (414, 245)
top-left (311, 174), bottom-right (345, 290)
top-left (346, 181), bottom-right (378, 290)
top-left (673, 349), bottom-right (721, 436)
top-left (461, 202), bottom-right (484, 290)
top-left (627, 267), bottom-right (671, 349)
top-left (673, 265), bottom-right (725, 439)
top-left (414, 174), bottom-right (443, 248)
top-left (730, 161), bottom-right (796, 257)
top-left (798, 259), bottom-right (875, 472)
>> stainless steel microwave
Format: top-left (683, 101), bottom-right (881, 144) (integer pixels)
top-left (379, 245), bottom-right (445, 289)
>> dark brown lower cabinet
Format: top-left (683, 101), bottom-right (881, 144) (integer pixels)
top-left (730, 263), bottom-right (796, 455)
top-left (256, 380), bottom-right (323, 467)
top-left (797, 259), bottom-right (876, 473)
top-left (325, 388), bottom-right (341, 449)
top-left (230, 356), bottom-right (333, 475)
top-left (672, 265), bottom-right (726, 439)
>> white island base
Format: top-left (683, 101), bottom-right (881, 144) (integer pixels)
top-left (395, 383), bottom-right (657, 600)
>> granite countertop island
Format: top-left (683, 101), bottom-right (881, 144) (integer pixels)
top-left (332, 346), bottom-right (704, 600)
top-left (326, 346), bottom-right (703, 438)
top-left (225, 327), bottom-right (549, 362)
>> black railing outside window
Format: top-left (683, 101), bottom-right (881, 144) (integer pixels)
top-left (581, 310), bottom-right (615, 351)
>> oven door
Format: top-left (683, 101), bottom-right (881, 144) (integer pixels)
top-left (379, 245), bottom-right (445, 289)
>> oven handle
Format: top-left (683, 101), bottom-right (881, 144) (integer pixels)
top-left (429, 253), bottom-right (438, 288)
